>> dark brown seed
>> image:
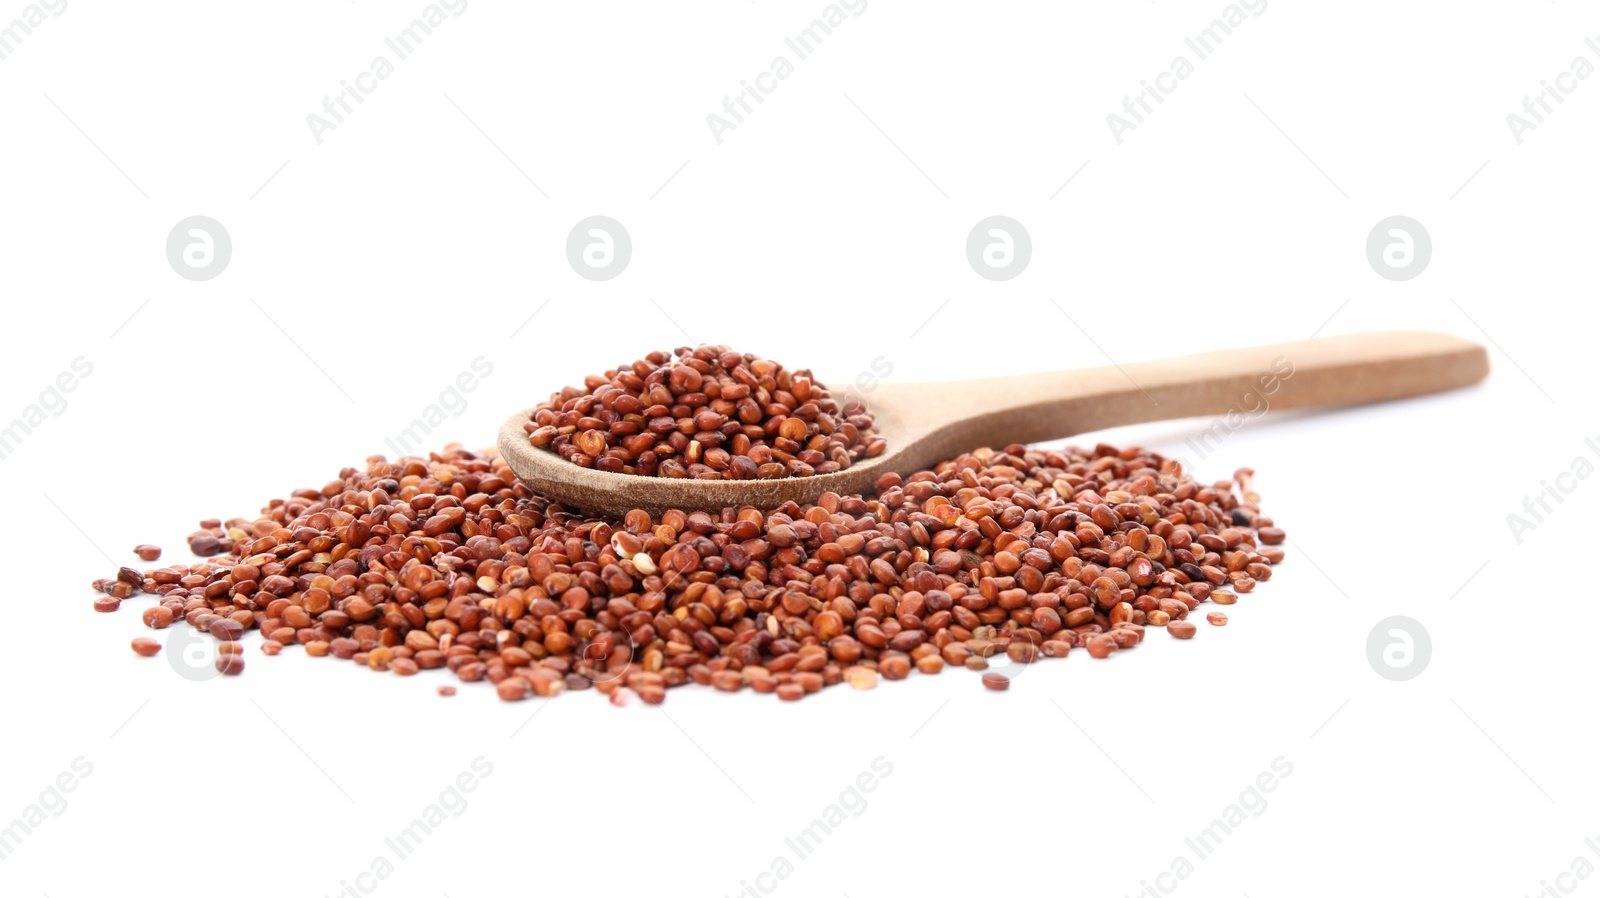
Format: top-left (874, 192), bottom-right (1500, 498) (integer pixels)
top-left (130, 637), bottom-right (161, 657)
top-left (210, 619), bottom-right (244, 641)
top-left (134, 544), bottom-right (163, 562)
top-left (189, 535), bottom-right (222, 556)
top-left (1169, 621), bottom-right (1198, 639)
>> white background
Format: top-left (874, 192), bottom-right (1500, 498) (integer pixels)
top-left (3, 2), bottom-right (1597, 896)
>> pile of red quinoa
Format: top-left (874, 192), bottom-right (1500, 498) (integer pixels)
top-left (525, 345), bottom-right (882, 480)
top-left (96, 440), bottom-right (1285, 703)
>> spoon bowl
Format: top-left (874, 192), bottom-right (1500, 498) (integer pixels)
top-left (497, 331), bottom-right (1489, 516)
top-left (498, 392), bottom-right (913, 516)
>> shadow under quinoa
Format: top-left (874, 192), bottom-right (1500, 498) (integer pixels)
top-left (97, 437), bottom-right (1287, 703)
top-left (525, 344), bottom-right (883, 480)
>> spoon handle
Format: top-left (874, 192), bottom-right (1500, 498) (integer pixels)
top-left (899, 331), bottom-right (1488, 449)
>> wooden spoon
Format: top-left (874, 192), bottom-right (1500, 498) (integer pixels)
top-left (496, 330), bottom-right (1488, 516)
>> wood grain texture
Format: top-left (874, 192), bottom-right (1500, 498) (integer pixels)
top-left (497, 331), bottom-right (1489, 516)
